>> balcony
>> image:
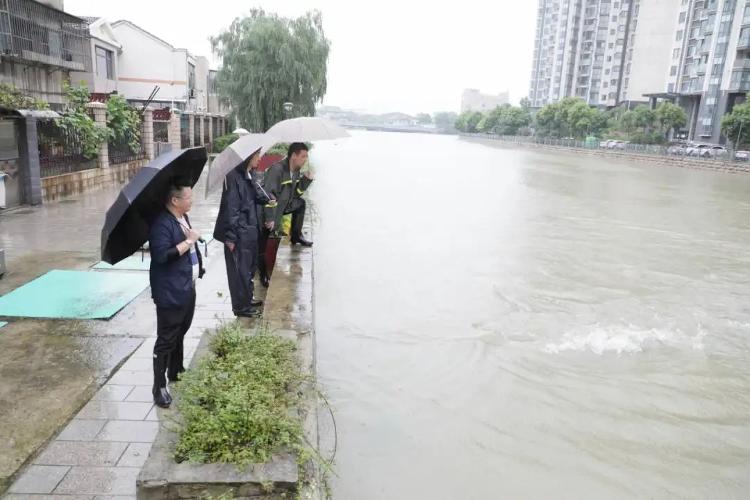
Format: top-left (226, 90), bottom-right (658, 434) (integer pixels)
top-left (0, 0), bottom-right (91, 72)
top-left (729, 68), bottom-right (750, 91)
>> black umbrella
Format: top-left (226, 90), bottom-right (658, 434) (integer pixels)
top-left (101, 147), bottom-right (208, 265)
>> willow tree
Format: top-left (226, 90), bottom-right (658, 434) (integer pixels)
top-left (212, 10), bottom-right (330, 132)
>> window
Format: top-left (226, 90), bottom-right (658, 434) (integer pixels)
top-left (95, 46), bottom-right (114, 80)
top-left (673, 48), bottom-right (681, 59)
top-left (679, 11), bottom-right (687, 23)
top-left (670, 65), bottom-right (678, 76)
top-left (188, 63), bottom-right (196, 91)
top-left (208, 72), bottom-right (217, 94)
top-left (676, 30), bottom-right (683, 41)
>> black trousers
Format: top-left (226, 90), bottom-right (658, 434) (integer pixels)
top-left (285, 198), bottom-right (306, 242)
top-left (257, 226), bottom-right (269, 281)
top-left (224, 230), bottom-right (258, 312)
top-left (153, 288), bottom-right (196, 388)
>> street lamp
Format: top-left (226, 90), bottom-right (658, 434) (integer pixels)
top-left (283, 102), bottom-right (294, 119)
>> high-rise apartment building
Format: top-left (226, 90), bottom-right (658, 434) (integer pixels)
top-left (530, 0), bottom-right (750, 143)
top-left (529, 0), bottom-right (641, 109)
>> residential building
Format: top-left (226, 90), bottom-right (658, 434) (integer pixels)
top-left (640, 0), bottom-right (750, 143)
top-left (70, 18), bottom-right (120, 95)
top-left (107, 20), bottom-right (207, 111)
top-left (529, 0), bottom-right (641, 109)
top-left (461, 89), bottom-right (509, 112)
top-left (207, 69), bottom-right (230, 115)
top-left (0, 0), bottom-right (91, 106)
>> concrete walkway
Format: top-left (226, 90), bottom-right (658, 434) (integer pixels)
top-left (3, 239), bottom-right (237, 499)
top-left (0, 172), bottom-right (235, 497)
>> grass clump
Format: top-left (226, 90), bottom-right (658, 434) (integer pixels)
top-left (175, 322), bottom-right (304, 465)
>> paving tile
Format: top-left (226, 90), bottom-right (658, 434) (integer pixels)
top-left (118, 356), bottom-right (152, 371)
top-left (8, 465), bottom-right (70, 494)
top-left (106, 370), bottom-right (153, 386)
top-left (130, 341), bottom-right (155, 359)
top-left (95, 420), bottom-right (159, 443)
top-left (123, 385), bottom-right (154, 403)
top-left (34, 442), bottom-right (129, 467)
top-left (116, 443), bottom-right (153, 467)
top-left (91, 385), bottom-right (135, 402)
top-left (54, 467), bottom-right (140, 496)
top-left (4, 495), bottom-right (94, 500)
top-left (76, 401), bottom-right (153, 420)
top-left (144, 406), bottom-right (159, 422)
top-left (94, 496), bottom-right (136, 500)
top-left (58, 420), bottom-right (107, 441)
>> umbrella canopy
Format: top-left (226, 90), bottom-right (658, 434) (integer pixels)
top-left (101, 147), bottom-right (207, 265)
top-left (265, 117), bottom-right (350, 142)
top-left (233, 128), bottom-right (250, 136)
top-left (206, 133), bottom-right (277, 193)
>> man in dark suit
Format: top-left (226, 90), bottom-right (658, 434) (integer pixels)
top-left (213, 149), bottom-right (272, 317)
top-left (148, 182), bottom-right (204, 408)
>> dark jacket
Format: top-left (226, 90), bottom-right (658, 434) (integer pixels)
top-left (213, 164), bottom-right (272, 244)
top-left (263, 158), bottom-right (313, 230)
top-left (149, 210), bottom-right (203, 309)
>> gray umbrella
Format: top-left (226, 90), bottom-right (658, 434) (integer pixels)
top-left (101, 147), bottom-right (207, 265)
top-left (265, 117), bottom-right (350, 142)
top-left (206, 133), bottom-right (277, 193)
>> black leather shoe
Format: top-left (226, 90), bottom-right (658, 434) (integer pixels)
top-left (153, 386), bottom-right (171, 408)
top-left (250, 298), bottom-right (263, 308)
top-left (291, 237), bottom-right (313, 247)
top-left (234, 309), bottom-right (261, 318)
top-left (261, 275), bottom-right (270, 288)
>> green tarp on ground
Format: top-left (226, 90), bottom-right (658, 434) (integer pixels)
top-left (92, 255), bottom-right (151, 271)
top-left (0, 270), bottom-right (149, 320)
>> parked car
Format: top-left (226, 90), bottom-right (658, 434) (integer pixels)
top-left (707, 145), bottom-right (729, 159)
top-left (735, 150), bottom-right (750, 161)
top-left (667, 143), bottom-right (687, 155)
top-left (599, 141), bottom-right (610, 148)
top-left (690, 144), bottom-right (727, 158)
top-left (686, 143), bottom-right (709, 157)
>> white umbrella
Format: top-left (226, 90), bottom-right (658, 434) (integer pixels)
top-left (206, 133), bottom-right (277, 193)
top-left (232, 128), bottom-right (250, 136)
top-left (265, 117), bottom-right (350, 142)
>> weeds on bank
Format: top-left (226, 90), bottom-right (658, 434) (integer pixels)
top-left (174, 321), bottom-right (304, 465)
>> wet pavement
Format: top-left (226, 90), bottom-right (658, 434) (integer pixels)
top-left (0, 171), bottom-right (227, 493)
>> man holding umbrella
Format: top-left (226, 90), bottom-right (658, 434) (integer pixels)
top-left (213, 148), bottom-right (272, 317)
top-left (263, 142), bottom-right (314, 247)
top-left (149, 181), bottom-right (204, 408)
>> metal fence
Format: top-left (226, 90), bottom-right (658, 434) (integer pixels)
top-left (153, 121), bottom-right (169, 143)
top-left (463, 133), bottom-right (748, 164)
top-left (194, 119), bottom-right (201, 146)
top-left (109, 137), bottom-right (146, 165)
top-left (180, 113), bottom-right (190, 148)
top-left (37, 120), bottom-right (96, 178)
top-left (108, 114), bottom-right (147, 165)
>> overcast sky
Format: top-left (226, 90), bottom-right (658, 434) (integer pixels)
top-left (65, 0), bottom-right (537, 115)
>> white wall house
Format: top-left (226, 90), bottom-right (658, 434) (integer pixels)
top-left (70, 18), bottom-right (120, 94)
top-left (109, 20), bottom-right (206, 111)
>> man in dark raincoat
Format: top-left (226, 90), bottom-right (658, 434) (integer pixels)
top-left (263, 143), bottom-right (314, 247)
top-left (213, 149), bottom-right (272, 317)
